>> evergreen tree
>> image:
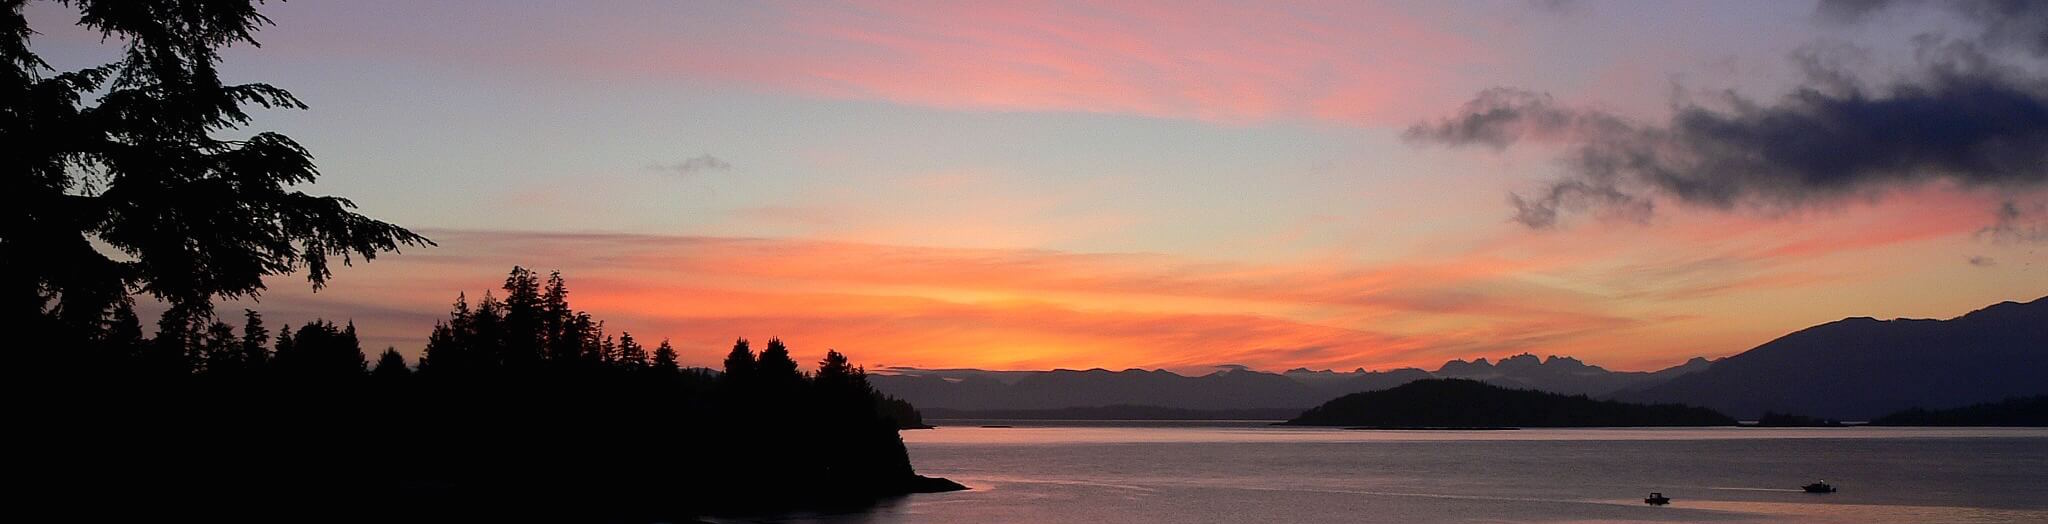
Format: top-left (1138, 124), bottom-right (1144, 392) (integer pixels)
top-left (419, 321), bottom-right (456, 375)
top-left (276, 320), bottom-right (365, 378)
top-left (815, 349), bottom-right (866, 392)
top-left (372, 348), bottom-right (410, 378)
top-left (200, 319), bottom-right (239, 373)
top-left (239, 309), bottom-right (270, 368)
top-left (757, 337), bottom-right (800, 381)
top-left (274, 323), bottom-right (294, 363)
top-left (150, 302), bottom-right (206, 374)
top-left (541, 270), bottom-right (576, 363)
top-left (471, 291), bottom-right (506, 368)
top-left (99, 298), bottom-right (146, 363)
top-left (3, 0), bottom-right (430, 349)
top-left (722, 338), bottom-right (755, 382)
top-left (419, 293), bottom-right (473, 374)
top-left (566, 312), bottom-right (598, 366)
top-left (499, 267), bottom-right (544, 367)
top-left (652, 339), bottom-right (679, 374)
top-left (617, 332), bottom-right (647, 370)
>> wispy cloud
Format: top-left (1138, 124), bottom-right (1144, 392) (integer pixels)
top-left (651, 154), bottom-right (733, 178)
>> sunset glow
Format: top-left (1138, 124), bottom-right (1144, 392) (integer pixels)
top-left (30, 0), bottom-right (2042, 373)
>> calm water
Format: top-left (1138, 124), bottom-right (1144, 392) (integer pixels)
top-left (744, 421), bottom-right (2048, 523)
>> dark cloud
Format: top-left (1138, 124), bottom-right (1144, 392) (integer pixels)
top-left (651, 154), bottom-right (732, 177)
top-left (1407, 44), bottom-right (2048, 228)
top-left (1967, 255), bottom-right (1997, 267)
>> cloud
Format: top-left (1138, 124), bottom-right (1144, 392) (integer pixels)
top-left (1967, 255), bottom-right (1997, 267)
top-left (1408, 44), bottom-right (2048, 229)
top-left (1977, 199), bottom-right (2048, 242)
top-left (1817, 0), bottom-right (2048, 56)
top-left (651, 154), bottom-right (732, 178)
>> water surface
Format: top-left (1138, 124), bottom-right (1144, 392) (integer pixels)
top-left (763, 421), bottom-right (2048, 523)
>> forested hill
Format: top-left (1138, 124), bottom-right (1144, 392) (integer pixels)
top-left (1872, 396), bottom-right (2048, 427)
top-left (1283, 379), bottom-right (1736, 428)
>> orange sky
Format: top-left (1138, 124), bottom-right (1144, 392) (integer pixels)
top-left (218, 187), bottom-right (2042, 374)
top-left (33, 1), bottom-right (2042, 373)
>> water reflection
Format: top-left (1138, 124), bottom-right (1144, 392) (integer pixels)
top-left (864, 424), bottom-right (2048, 523)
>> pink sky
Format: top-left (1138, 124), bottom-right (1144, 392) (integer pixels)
top-left (34, 0), bottom-right (2043, 372)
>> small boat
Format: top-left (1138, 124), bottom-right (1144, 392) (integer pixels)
top-left (1802, 481), bottom-right (1837, 493)
top-left (1644, 492), bottom-right (1671, 505)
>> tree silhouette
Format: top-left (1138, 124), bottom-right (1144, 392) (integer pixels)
top-left (372, 348), bottom-right (410, 379)
top-left (98, 298), bottom-right (146, 364)
top-left (758, 337), bottom-right (800, 382)
top-left (815, 349), bottom-right (868, 396)
top-left (3, 0), bottom-right (430, 356)
top-left (618, 332), bottom-right (647, 370)
top-left (500, 267), bottom-right (544, 368)
top-left (239, 309), bottom-right (270, 369)
top-left (199, 319), bottom-right (239, 373)
top-left (652, 339), bottom-right (680, 374)
top-left (274, 320), bottom-right (365, 378)
top-left (723, 338), bottom-right (756, 382)
top-left (20, 261), bottom-right (957, 517)
top-left (541, 271), bottom-right (577, 363)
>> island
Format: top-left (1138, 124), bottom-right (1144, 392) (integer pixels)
top-left (1281, 379), bottom-right (1737, 428)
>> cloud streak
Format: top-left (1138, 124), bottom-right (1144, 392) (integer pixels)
top-left (652, 154), bottom-right (732, 178)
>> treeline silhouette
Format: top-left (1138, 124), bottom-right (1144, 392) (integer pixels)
top-left (1283, 379), bottom-right (1738, 427)
top-left (1751, 411), bottom-right (1846, 427)
top-left (32, 267), bottom-right (955, 520)
top-left (10, 1), bottom-right (947, 518)
top-left (1871, 396), bottom-right (2048, 427)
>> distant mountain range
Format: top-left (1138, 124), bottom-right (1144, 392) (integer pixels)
top-left (875, 295), bottom-right (2046, 421)
top-left (871, 351), bottom-right (1715, 416)
top-left (1618, 296), bottom-right (2047, 420)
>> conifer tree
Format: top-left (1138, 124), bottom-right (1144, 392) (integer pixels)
top-left (372, 348), bottom-right (410, 378)
top-left (150, 302), bottom-right (205, 374)
top-left (3, 0), bottom-right (430, 345)
top-left (722, 338), bottom-right (755, 382)
top-left (541, 270), bottom-right (576, 362)
top-left (652, 339), bottom-right (679, 374)
top-left (618, 332), bottom-right (647, 370)
top-left (757, 337), bottom-right (800, 381)
top-left (276, 320), bottom-right (365, 378)
top-left (500, 267), bottom-right (544, 367)
top-left (100, 299), bottom-right (146, 362)
top-left (471, 291), bottom-right (506, 368)
top-left (201, 319), bottom-right (239, 373)
top-left (815, 350), bottom-right (865, 392)
top-left (274, 323), bottom-right (294, 362)
top-left (239, 309), bottom-right (270, 368)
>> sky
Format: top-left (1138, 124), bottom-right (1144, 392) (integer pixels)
top-left (25, 0), bottom-right (2048, 373)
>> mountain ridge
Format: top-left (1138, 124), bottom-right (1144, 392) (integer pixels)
top-left (1617, 296), bottom-right (2047, 420)
top-left (871, 351), bottom-right (1716, 413)
top-left (874, 296), bottom-right (2045, 420)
